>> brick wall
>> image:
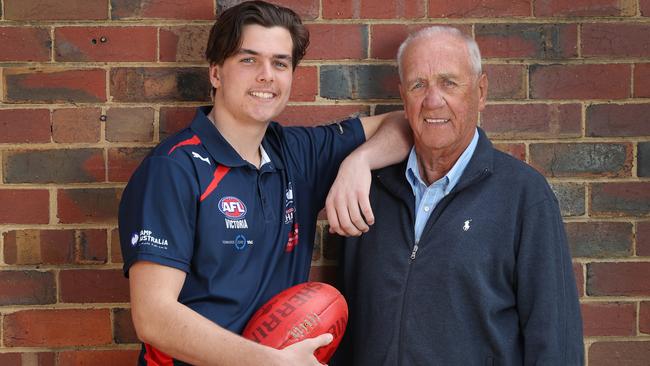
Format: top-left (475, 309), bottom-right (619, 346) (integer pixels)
top-left (0, 0), bottom-right (648, 364)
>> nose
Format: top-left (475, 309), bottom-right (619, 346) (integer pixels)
top-left (256, 60), bottom-right (274, 83)
top-left (423, 86), bottom-right (445, 109)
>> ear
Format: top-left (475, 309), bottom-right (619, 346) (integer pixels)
top-left (209, 64), bottom-right (221, 89)
top-left (477, 73), bottom-right (488, 112)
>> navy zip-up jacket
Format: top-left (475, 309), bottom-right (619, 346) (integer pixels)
top-left (334, 128), bottom-right (584, 366)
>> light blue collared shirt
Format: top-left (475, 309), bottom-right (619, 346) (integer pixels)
top-left (405, 128), bottom-right (479, 243)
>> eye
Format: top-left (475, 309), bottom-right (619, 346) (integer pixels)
top-left (274, 60), bottom-right (289, 69)
top-left (410, 80), bottom-right (425, 91)
top-left (442, 78), bottom-right (457, 87)
top-left (240, 57), bottom-right (255, 64)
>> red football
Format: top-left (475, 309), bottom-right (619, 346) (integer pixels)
top-left (242, 282), bottom-right (348, 364)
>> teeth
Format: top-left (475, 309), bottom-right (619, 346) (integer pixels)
top-left (250, 91), bottom-right (274, 99)
top-left (424, 118), bottom-right (448, 124)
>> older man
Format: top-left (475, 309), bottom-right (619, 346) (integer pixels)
top-left (333, 26), bottom-right (584, 365)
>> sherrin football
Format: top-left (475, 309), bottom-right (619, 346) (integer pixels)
top-left (242, 282), bottom-right (348, 364)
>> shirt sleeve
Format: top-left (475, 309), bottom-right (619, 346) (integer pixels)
top-left (118, 156), bottom-right (198, 277)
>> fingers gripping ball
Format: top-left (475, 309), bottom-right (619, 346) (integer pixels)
top-left (242, 282), bottom-right (348, 363)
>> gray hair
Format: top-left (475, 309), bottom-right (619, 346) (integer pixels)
top-left (396, 26), bottom-right (483, 81)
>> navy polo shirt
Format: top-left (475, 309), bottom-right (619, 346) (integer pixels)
top-left (119, 106), bottom-right (364, 337)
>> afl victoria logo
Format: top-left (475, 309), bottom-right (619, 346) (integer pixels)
top-left (219, 196), bottom-right (247, 219)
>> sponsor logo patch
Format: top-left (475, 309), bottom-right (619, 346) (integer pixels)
top-left (131, 229), bottom-right (169, 250)
top-left (219, 196), bottom-right (247, 219)
top-left (222, 234), bottom-right (253, 250)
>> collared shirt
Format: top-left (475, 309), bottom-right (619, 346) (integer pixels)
top-left (405, 128), bottom-right (479, 243)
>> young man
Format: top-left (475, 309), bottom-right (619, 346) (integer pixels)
top-left (118, 1), bottom-right (409, 365)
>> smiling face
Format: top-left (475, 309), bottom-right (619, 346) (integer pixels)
top-left (210, 24), bottom-right (294, 126)
top-left (399, 33), bottom-right (488, 162)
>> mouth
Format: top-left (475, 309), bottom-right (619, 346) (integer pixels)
top-left (424, 118), bottom-right (450, 124)
top-left (248, 91), bottom-right (277, 100)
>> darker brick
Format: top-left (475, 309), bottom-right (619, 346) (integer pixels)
top-left (159, 25), bottom-right (211, 62)
top-left (565, 222), bottom-right (632, 258)
top-left (581, 302), bottom-right (636, 336)
top-left (4, 149), bottom-right (105, 184)
top-left (108, 148), bottom-right (151, 182)
top-left (529, 143), bottom-right (632, 178)
top-left (217, 0), bottom-right (319, 20)
top-left (305, 24), bottom-right (367, 60)
top-left (574, 263), bottom-right (584, 297)
top-left (0, 109), bottom-right (51, 143)
top-left (476, 24), bottom-right (577, 59)
top-left (110, 67), bottom-right (210, 102)
top-left (320, 65), bottom-right (399, 100)
top-left (641, 302), bottom-right (650, 334)
top-left (530, 64), bottom-right (630, 100)
top-left (57, 188), bottom-right (122, 224)
top-left (290, 67), bottom-right (318, 102)
top-left (4, 68), bottom-right (107, 103)
top-left (160, 107), bottom-right (195, 140)
top-left (638, 222), bottom-right (650, 256)
top-left (324, 0), bottom-right (425, 19)
top-left (52, 108), bottom-right (101, 143)
top-left (106, 108), bottom-right (154, 142)
top-left (277, 105), bottom-right (370, 127)
top-left (3, 229), bottom-right (107, 265)
top-left (587, 262), bottom-right (650, 296)
top-left (0, 353), bottom-right (54, 366)
top-left (0, 190), bottom-right (49, 224)
top-left (55, 27), bottom-right (157, 62)
top-left (583, 24), bottom-right (650, 58)
top-left (322, 226), bottom-right (343, 261)
top-left (370, 24), bottom-right (472, 60)
top-left (308, 265), bottom-right (337, 285)
top-left (639, 142), bottom-right (650, 177)
top-left (113, 308), bottom-right (138, 343)
top-left (0, 27), bottom-right (51, 61)
top-left (4, 0), bottom-right (108, 20)
top-left (644, 0), bottom-right (650, 16)
top-left (591, 182), bottom-right (650, 217)
top-left (58, 350), bottom-right (140, 365)
top-left (534, 0), bottom-right (636, 16)
top-left (635, 64), bottom-right (650, 97)
top-left (589, 341), bottom-right (650, 366)
top-left (0, 271), bottom-right (56, 305)
top-left (3, 309), bottom-right (112, 347)
top-left (111, 228), bottom-right (123, 263)
top-left (428, 0), bottom-right (531, 17)
top-left (587, 104), bottom-right (650, 137)
top-left (493, 143), bottom-right (526, 161)
top-left (60, 269), bottom-right (129, 303)
top-left (111, 0), bottom-right (213, 19)
top-left (374, 104), bottom-right (403, 114)
top-left (482, 104), bottom-right (581, 139)
top-left (483, 65), bottom-right (526, 100)
top-left (549, 183), bottom-right (585, 217)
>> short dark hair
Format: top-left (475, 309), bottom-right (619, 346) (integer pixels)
top-left (205, 1), bottom-right (309, 70)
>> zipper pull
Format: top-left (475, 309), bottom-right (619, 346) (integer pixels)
top-left (410, 244), bottom-right (419, 260)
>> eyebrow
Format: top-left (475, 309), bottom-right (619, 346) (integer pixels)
top-left (238, 48), bottom-right (293, 62)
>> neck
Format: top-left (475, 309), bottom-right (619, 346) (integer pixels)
top-left (209, 106), bottom-right (266, 168)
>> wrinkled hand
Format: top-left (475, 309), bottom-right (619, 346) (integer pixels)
top-left (325, 153), bottom-right (374, 236)
top-left (276, 333), bottom-right (333, 366)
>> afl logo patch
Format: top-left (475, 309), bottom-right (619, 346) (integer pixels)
top-left (219, 196), bottom-right (247, 219)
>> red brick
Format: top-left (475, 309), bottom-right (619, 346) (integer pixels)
top-left (308, 265), bottom-right (337, 285)
top-left (0, 27), bottom-right (51, 61)
top-left (587, 262), bottom-right (650, 296)
top-left (483, 65), bottom-right (526, 100)
top-left (4, 0), bottom-right (108, 20)
top-left (530, 64), bottom-right (630, 100)
top-left (3, 309), bottom-right (112, 347)
top-left (574, 263), bottom-right (584, 297)
top-left (370, 24), bottom-right (472, 60)
top-left (428, 0), bottom-right (531, 17)
top-left (4, 68), bottom-right (106, 103)
top-left (159, 25), bottom-right (211, 62)
top-left (55, 27), bottom-right (157, 62)
top-left (476, 24), bottom-right (577, 59)
top-left (482, 104), bottom-right (581, 139)
top-left (324, 0), bottom-right (425, 19)
top-left (108, 148), bottom-right (151, 182)
top-left (641, 301), bottom-right (650, 334)
top-left (277, 105), bottom-right (369, 127)
top-left (530, 143), bottom-right (632, 178)
top-left (639, 222), bottom-right (650, 256)
top-left (589, 341), bottom-right (650, 366)
top-left (0, 190), bottom-right (49, 224)
top-left (290, 67), bottom-right (317, 102)
top-left (57, 188), bottom-right (122, 224)
top-left (113, 308), bottom-right (138, 343)
top-left (0, 109), bottom-right (51, 143)
top-left (0, 271), bottom-right (56, 305)
top-left (160, 107), bottom-right (195, 140)
top-left (591, 182), bottom-right (650, 217)
top-left (4, 149), bottom-right (105, 184)
top-left (565, 222), bottom-right (632, 258)
top-left (111, 228), bottom-right (123, 263)
top-left (643, 0), bottom-right (650, 16)
top-left (3, 229), bottom-right (107, 265)
top-left (581, 302), bottom-right (636, 336)
top-left (0, 353), bottom-right (54, 366)
top-left (493, 143), bottom-right (526, 161)
top-left (305, 24), bottom-right (367, 60)
top-left (110, 67), bottom-right (210, 102)
top-left (111, 0), bottom-right (213, 20)
top-left (587, 104), bottom-right (650, 137)
top-left (216, 0), bottom-right (319, 20)
top-left (58, 350), bottom-right (140, 365)
top-left (634, 64), bottom-right (650, 97)
top-left (52, 108), bottom-right (101, 143)
top-left (60, 269), bottom-right (129, 303)
top-left (106, 107), bottom-right (154, 142)
top-left (583, 24), bottom-right (650, 58)
top-left (535, 0), bottom-right (635, 16)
